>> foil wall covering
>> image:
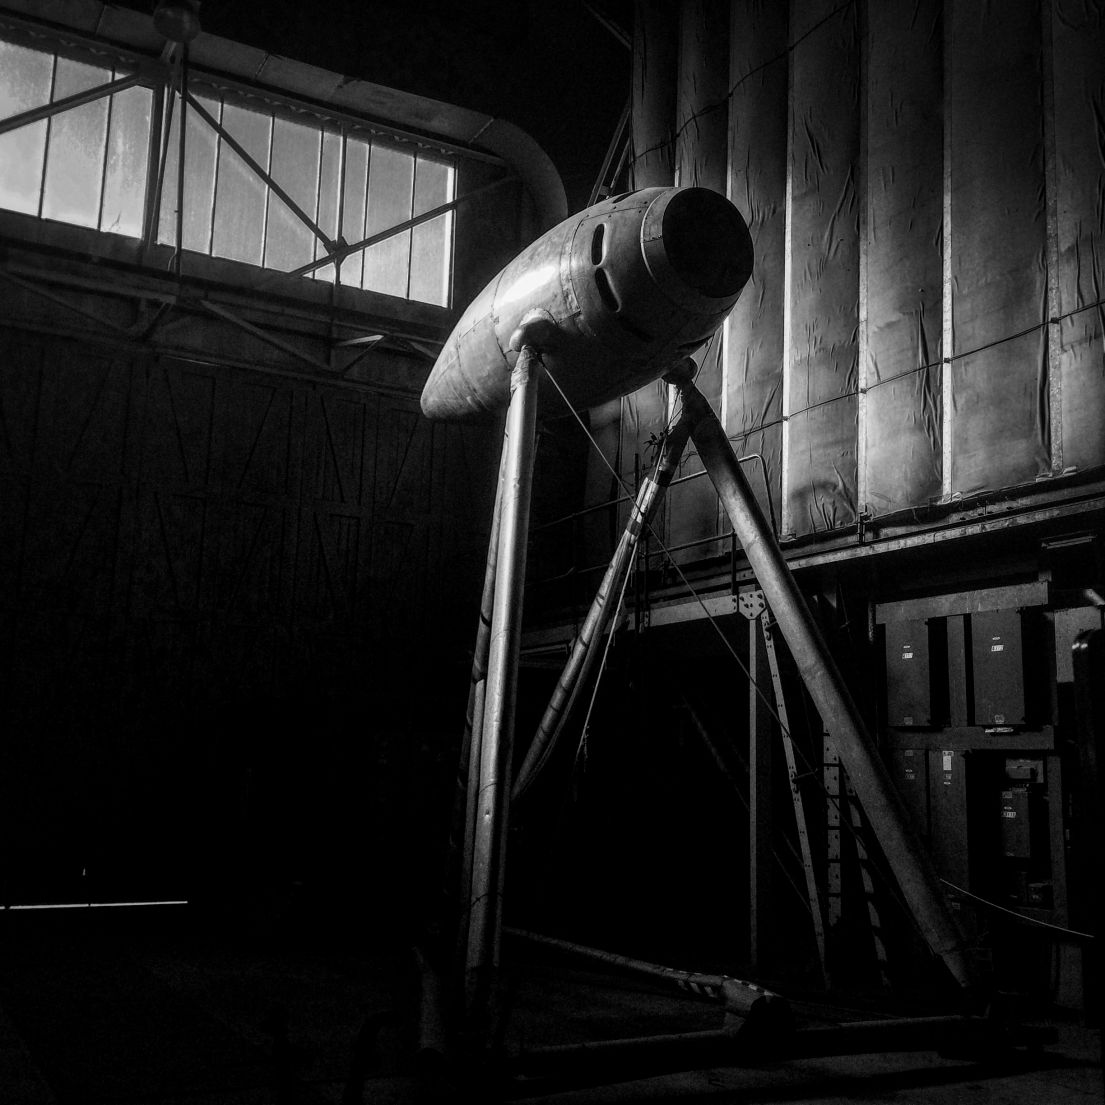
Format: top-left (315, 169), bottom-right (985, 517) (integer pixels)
top-left (573, 0), bottom-right (1104, 575)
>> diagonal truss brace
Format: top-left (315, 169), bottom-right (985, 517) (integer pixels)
top-left (759, 609), bottom-right (828, 982)
top-left (198, 298), bottom-right (333, 373)
top-left (184, 91), bottom-right (341, 256)
top-left (288, 175), bottom-right (518, 279)
top-left (0, 73), bottom-right (143, 137)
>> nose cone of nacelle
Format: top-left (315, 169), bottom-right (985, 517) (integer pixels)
top-left (639, 186), bottom-right (753, 311)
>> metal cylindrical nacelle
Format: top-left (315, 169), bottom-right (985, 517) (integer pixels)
top-left (420, 186), bottom-right (753, 421)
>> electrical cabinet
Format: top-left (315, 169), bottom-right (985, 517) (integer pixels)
top-left (889, 748), bottom-right (929, 837)
top-left (999, 757), bottom-right (1051, 908)
top-left (927, 748), bottom-right (971, 888)
top-left (884, 619), bottom-right (932, 726)
top-left (876, 583), bottom-right (1072, 1002)
top-left (999, 786), bottom-right (1032, 859)
top-left (971, 609), bottom-right (1026, 727)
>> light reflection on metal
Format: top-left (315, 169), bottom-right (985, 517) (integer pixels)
top-left (464, 344), bottom-right (543, 1027)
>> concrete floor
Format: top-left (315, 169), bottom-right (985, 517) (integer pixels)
top-left (0, 905), bottom-right (1099, 1104)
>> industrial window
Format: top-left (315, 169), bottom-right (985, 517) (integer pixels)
top-left (0, 34), bottom-right (456, 308)
top-left (0, 38), bottom-right (152, 238)
top-left (156, 91), bottom-right (456, 305)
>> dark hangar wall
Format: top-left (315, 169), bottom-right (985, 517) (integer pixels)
top-left (0, 327), bottom-right (496, 912)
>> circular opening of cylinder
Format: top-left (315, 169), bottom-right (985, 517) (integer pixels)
top-left (660, 188), bottom-right (753, 298)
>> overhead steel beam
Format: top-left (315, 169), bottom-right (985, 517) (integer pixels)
top-left (0, 73), bottom-right (143, 137)
top-left (0, 268), bottom-right (134, 337)
top-left (198, 298), bottom-right (334, 372)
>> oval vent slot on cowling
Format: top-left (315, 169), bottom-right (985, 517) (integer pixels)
top-left (594, 267), bottom-right (620, 313)
top-left (591, 223), bottom-right (606, 265)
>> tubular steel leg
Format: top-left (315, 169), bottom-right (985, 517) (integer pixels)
top-left (760, 613), bottom-right (827, 983)
top-left (746, 591), bottom-right (775, 972)
top-left (448, 445), bottom-right (508, 961)
top-left (511, 406), bottom-right (696, 803)
top-left (465, 347), bottom-right (542, 1028)
top-left (678, 376), bottom-right (975, 993)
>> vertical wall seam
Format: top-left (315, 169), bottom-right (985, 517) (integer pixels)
top-left (1041, 0), bottom-right (1064, 476)
top-left (940, 0), bottom-right (954, 501)
top-left (781, 0), bottom-right (795, 538)
top-left (721, 0), bottom-right (740, 443)
top-left (721, 5), bottom-right (734, 540)
top-left (856, 0), bottom-right (869, 519)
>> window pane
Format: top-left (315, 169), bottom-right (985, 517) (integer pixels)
top-left (0, 40), bottom-right (53, 215)
top-left (211, 102), bottom-right (271, 266)
top-left (100, 84), bottom-right (151, 238)
top-left (339, 135), bottom-right (369, 288)
top-left (409, 157), bottom-right (454, 305)
top-left (41, 57), bottom-right (111, 228)
top-left (362, 143), bottom-right (413, 298)
top-left (264, 115), bottom-right (320, 272)
top-left (313, 127), bottom-right (342, 283)
top-left (410, 213), bottom-right (453, 306)
top-left (159, 93), bottom-right (221, 252)
top-left (413, 156), bottom-right (453, 215)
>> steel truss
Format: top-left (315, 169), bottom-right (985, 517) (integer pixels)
top-left (420, 355), bottom-right (1060, 1094)
top-left (0, 23), bottom-right (517, 381)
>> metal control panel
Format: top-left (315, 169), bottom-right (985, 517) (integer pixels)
top-left (884, 619), bottom-right (932, 726)
top-left (971, 609), bottom-right (1026, 727)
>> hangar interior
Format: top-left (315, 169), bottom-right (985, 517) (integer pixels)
top-left (0, 1), bottom-right (1101, 1102)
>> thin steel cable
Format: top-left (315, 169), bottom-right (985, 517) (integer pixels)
top-left (547, 369), bottom-right (816, 914)
top-left (939, 879), bottom-right (1096, 942)
top-left (543, 364), bottom-right (786, 731)
top-left (572, 533), bottom-right (634, 773)
top-left (542, 365), bottom-right (935, 948)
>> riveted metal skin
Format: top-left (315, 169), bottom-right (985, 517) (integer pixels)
top-left (420, 186), bottom-right (753, 421)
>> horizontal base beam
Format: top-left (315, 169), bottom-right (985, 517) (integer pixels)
top-left (507, 1016), bottom-right (1057, 1094)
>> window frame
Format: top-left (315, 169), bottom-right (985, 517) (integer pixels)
top-left (0, 17), bottom-right (486, 310)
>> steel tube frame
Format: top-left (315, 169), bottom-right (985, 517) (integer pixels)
top-left (449, 444), bottom-right (508, 962)
top-left (288, 176), bottom-right (517, 279)
top-left (512, 406), bottom-right (695, 802)
top-left (198, 299), bottom-right (333, 372)
top-left (0, 269), bottom-right (133, 336)
top-left (760, 612), bottom-right (827, 981)
top-left (678, 376), bottom-right (975, 992)
top-left (464, 346), bottom-right (542, 1026)
top-left (184, 91), bottom-right (337, 253)
top-left (0, 73), bottom-right (142, 137)
top-left (510, 1015), bottom-right (1055, 1086)
top-left (504, 927), bottom-right (781, 1013)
